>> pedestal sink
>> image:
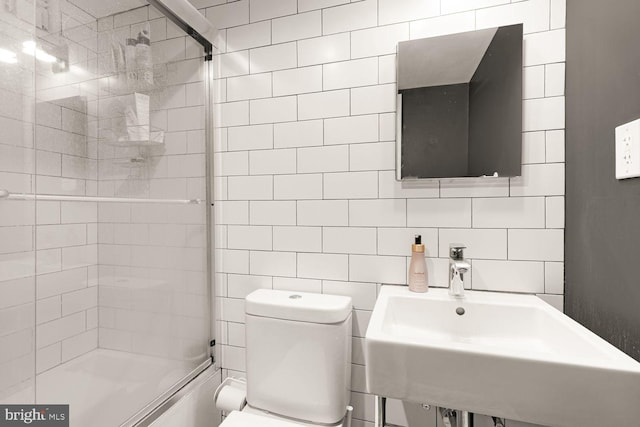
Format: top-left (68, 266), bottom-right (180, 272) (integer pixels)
top-left (365, 286), bottom-right (640, 427)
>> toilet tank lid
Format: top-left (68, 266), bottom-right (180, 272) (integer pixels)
top-left (245, 289), bottom-right (352, 324)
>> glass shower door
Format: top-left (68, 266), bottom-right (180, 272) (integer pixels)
top-left (0, 0), bottom-right (212, 425)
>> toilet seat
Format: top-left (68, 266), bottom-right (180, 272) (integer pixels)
top-left (221, 409), bottom-right (345, 427)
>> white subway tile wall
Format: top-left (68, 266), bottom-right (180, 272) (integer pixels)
top-left (34, 96), bottom-right (98, 378)
top-left (209, 0), bottom-right (565, 425)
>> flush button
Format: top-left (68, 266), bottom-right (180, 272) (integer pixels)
top-left (456, 307), bottom-right (465, 316)
top-left (289, 294), bottom-right (302, 299)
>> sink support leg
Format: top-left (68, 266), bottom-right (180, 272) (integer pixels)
top-left (458, 410), bottom-right (472, 427)
top-left (374, 395), bottom-right (386, 427)
top-left (375, 398), bottom-right (472, 427)
top-left (440, 408), bottom-right (473, 427)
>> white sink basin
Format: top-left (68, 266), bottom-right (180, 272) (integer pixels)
top-left (365, 286), bottom-right (640, 427)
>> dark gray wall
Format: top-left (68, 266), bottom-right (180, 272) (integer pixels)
top-left (400, 84), bottom-right (469, 178)
top-left (469, 24), bottom-right (522, 177)
top-left (566, 0), bottom-right (640, 361)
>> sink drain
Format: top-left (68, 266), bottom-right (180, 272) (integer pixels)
top-left (456, 307), bottom-right (465, 316)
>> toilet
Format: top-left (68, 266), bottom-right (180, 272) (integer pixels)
top-left (219, 289), bottom-right (353, 426)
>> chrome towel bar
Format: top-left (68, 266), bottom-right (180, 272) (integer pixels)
top-left (0, 189), bottom-right (201, 205)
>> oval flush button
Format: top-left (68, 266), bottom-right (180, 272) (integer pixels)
top-left (289, 294), bottom-right (302, 299)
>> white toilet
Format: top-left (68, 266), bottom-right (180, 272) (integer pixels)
top-left (220, 289), bottom-right (353, 426)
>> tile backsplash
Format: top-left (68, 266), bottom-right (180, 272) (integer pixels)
top-left (209, 0), bottom-right (565, 425)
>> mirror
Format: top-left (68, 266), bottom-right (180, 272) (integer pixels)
top-left (396, 24), bottom-right (523, 180)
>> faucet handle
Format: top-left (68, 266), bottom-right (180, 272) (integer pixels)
top-left (449, 244), bottom-right (466, 260)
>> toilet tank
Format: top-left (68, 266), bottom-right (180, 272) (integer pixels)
top-left (245, 289), bottom-right (352, 425)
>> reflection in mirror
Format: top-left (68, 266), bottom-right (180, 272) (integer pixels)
top-left (396, 24), bottom-right (523, 180)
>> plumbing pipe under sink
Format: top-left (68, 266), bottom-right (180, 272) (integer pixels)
top-left (440, 407), bottom-right (471, 427)
top-left (439, 408), bottom-right (506, 427)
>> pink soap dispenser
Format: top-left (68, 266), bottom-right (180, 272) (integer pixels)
top-left (408, 235), bottom-right (428, 292)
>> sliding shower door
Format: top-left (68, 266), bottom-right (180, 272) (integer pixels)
top-left (0, 0), bottom-right (212, 425)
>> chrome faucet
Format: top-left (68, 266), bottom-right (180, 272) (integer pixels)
top-left (449, 244), bottom-right (470, 298)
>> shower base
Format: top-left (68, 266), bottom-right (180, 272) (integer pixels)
top-left (35, 349), bottom-right (197, 427)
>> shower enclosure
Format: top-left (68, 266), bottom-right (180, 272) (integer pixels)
top-left (0, 0), bottom-right (215, 425)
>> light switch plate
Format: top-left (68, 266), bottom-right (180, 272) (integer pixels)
top-left (615, 119), bottom-right (640, 180)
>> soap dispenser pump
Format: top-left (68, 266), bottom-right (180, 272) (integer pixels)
top-left (408, 235), bottom-right (428, 292)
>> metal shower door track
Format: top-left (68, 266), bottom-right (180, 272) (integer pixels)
top-left (147, 0), bottom-right (216, 60)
